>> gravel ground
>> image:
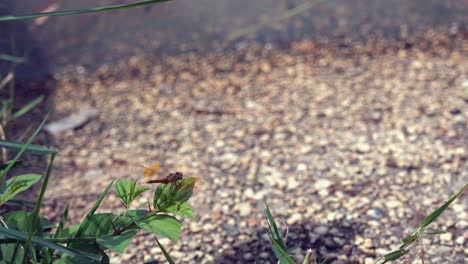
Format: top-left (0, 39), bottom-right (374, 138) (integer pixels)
top-left (34, 31), bottom-right (468, 264)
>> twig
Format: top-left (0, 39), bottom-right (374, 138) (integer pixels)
top-left (0, 123), bottom-right (7, 163)
top-left (227, 0), bottom-right (327, 41)
top-left (0, 72), bottom-right (13, 90)
top-left (419, 236), bottom-right (426, 264)
top-left (193, 108), bottom-right (240, 115)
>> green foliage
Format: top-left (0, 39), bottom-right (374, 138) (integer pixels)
top-left (265, 184), bottom-right (466, 264)
top-left (135, 215), bottom-right (182, 242)
top-left (0, 140), bottom-right (56, 156)
top-left (265, 204), bottom-right (301, 264)
top-left (376, 184), bottom-right (467, 264)
top-left (1, 0), bottom-right (465, 263)
top-left (12, 96), bottom-right (44, 120)
top-left (155, 236), bottom-right (176, 264)
top-left (152, 177), bottom-right (197, 219)
top-left (0, 2), bottom-right (190, 263)
top-left (0, 174), bottom-right (41, 204)
top-left (115, 179), bottom-right (150, 207)
top-left (0, 138), bottom-right (196, 262)
top-left (96, 230), bottom-right (138, 254)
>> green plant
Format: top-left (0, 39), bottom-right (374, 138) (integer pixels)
top-left (0, 107), bottom-right (197, 263)
top-left (265, 204), bottom-right (326, 264)
top-left (0, 1), bottom-right (195, 263)
top-left (265, 184), bottom-right (466, 264)
top-left (0, 52), bottom-right (44, 162)
top-left (376, 184), bottom-right (467, 264)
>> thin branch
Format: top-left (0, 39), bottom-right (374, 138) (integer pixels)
top-left (227, 0), bottom-right (327, 41)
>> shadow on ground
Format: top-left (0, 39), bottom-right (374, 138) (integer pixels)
top-left (0, 1), bottom-right (56, 192)
top-left (216, 219), bottom-right (364, 263)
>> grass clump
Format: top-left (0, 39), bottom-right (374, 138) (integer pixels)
top-left (264, 184), bottom-right (466, 263)
top-left (0, 108), bottom-right (196, 263)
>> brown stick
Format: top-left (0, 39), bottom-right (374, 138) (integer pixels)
top-left (227, 0), bottom-right (326, 41)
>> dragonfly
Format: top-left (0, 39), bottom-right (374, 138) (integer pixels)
top-left (142, 162), bottom-right (203, 193)
top-left (143, 162), bottom-right (161, 179)
top-left (147, 171), bottom-right (184, 184)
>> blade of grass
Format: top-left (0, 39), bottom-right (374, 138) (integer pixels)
top-left (12, 96), bottom-right (44, 119)
top-left (0, 106), bottom-right (55, 182)
top-left (0, 160), bottom-right (22, 170)
top-left (0, 226), bottom-right (102, 261)
top-left (265, 204), bottom-right (285, 244)
top-left (0, 72), bottom-right (14, 90)
top-left (46, 184), bottom-right (70, 259)
top-left (0, 140), bottom-right (56, 155)
top-left (4, 199), bottom-right (38, 207)
top-left (301, 249), bottom-right (313, 264)
top-left (265, 204), bottom-right (296, 264)
top-left (419, 184), bottom-right (467, 229)
top-left (269, 234), bottom-right (297, 264)
top-left (25, 153), bottom-right (56, 262)
top-left (0, 0), bottom-right (170, 21)
top-left (154, 235), bottom-right (175, 264)
top-left (227, 0), bottom-right (326, 41)
top-left (0, 55), bottom-right (24, 64)
top-left (73, 179), bottom-right (115, 240)
top-left (54, 203), bottom-right (69, 238)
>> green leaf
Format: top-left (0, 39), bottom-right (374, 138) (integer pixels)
top-left (153, 184), bottom-right (173, 211)
top-left (0, 242), bottom-right (25, 264)
top-left (153, 178), bottom-right (196, 212)
top-left (125, 209), bottom-right (148, 220)
top-left (0, 0), bottom-right (170, 21)
top-left (115, 179), bottom-right (149, 207)
top-left (264, 205), bottom-right (296, 264)
top-left (269, 234), bottom-right (297, 264)
top-left (401, 234), bottom-right (418, 245)
top-left (61, 225), bottom-right (80, 238)
top-left (165, 202), bottom-right (194, 219)
top-left (2, 211), bottom-right (39, 237)
top-left (155, 236), bottom-right (175, 264)
top-left (134, 186), bottom-right (150, 201)
top-left (77, 213), bottom-right (115, 238)
top-left (0, 174), bottom-right (41, 204)
top-left (40, 216), bottom-right (57, 229)
top-left (265, 204), bottom-right (285, 245)
top-left (135, 215), bottom-right (181, 242)
top-left (424, 229), bottom-right (447, 235)
top-left (419, 184), bottom-right (467, 229)
top-left (96, 230), bottom-right (137, 253)
top-left (173, 178), bottom-right (196, 202)
top-left (73, 180), bottom-right (115, 239)
top-left (0, 226), bottom-right (102, 261)
top-left (0, 140), bottom-right (57, 156)
top-left (115, 179), bottom-right (134, 206)
top-left (54, 252), bottom-right (109, 264)
top-left (12, 96), bottom-right (44, 119)
top-left (383, 249), bottom-right (410, 261)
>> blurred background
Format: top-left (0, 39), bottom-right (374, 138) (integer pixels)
top-left (3, 0), bottom-right (467, 78)
top-left (1, 1), bottom-right (467, 263)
